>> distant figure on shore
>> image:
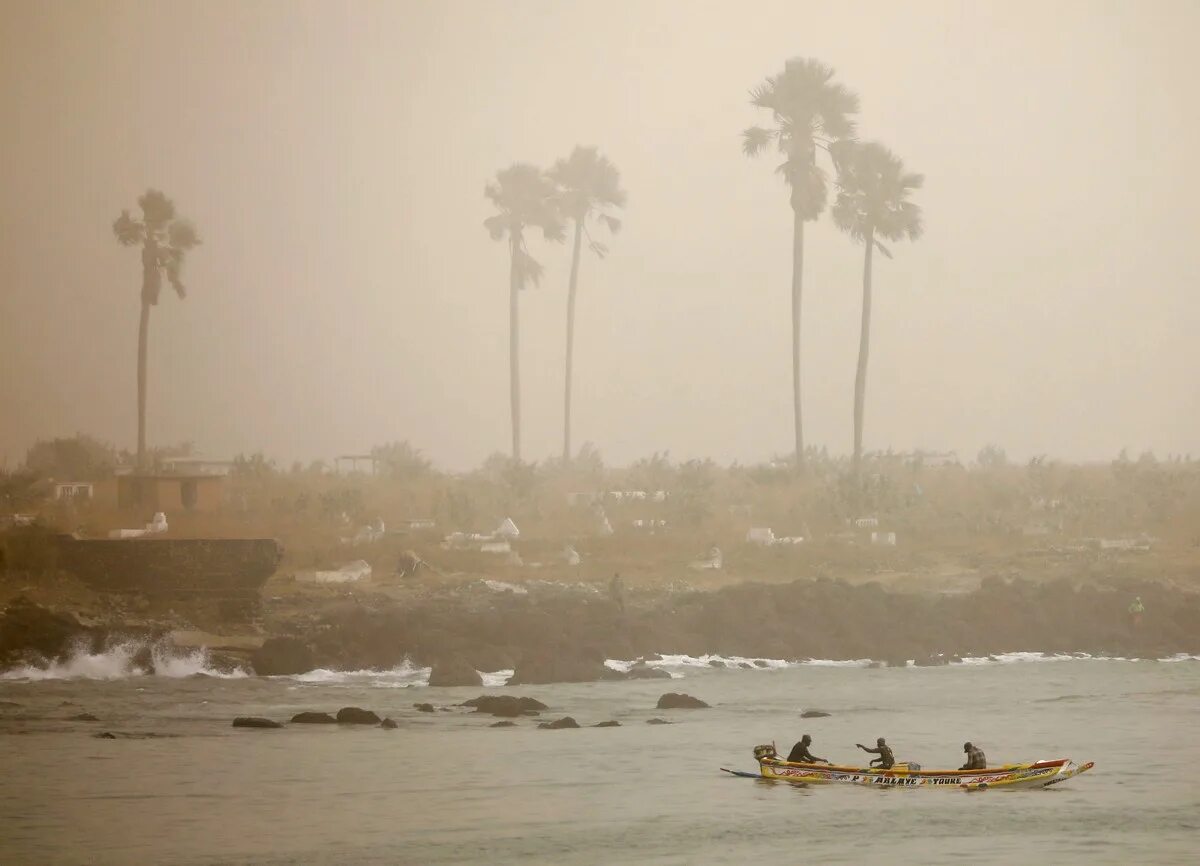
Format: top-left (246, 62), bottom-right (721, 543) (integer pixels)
top-left (610, 572), bottom-right (625, 614)
top-left (1128, 596), bottom-right (1144, 627)
top-left (959, 742), bottom-right (987, 770)
top-left (856, 737), bottom-right (895, 769)
top-left (786, 734), bottom-right (828, 764)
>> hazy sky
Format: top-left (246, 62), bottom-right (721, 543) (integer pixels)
top-left (2, 0), bottom-right (1198, 470)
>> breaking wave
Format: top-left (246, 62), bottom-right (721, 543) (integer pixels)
top-left (0, 639), bottom-right (248, 681)
top-left (285, 663), bottom-right (514, 688)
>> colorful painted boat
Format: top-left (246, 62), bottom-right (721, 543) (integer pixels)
top-left (750, 745), bottom-right (1094, 790)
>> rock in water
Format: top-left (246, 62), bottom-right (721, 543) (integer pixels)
top-left (232, 717), bottom-right (283, 729)
top-left (94, 731), bottom-right (118, 739)
top-left (336, 707), bottom-right (381, 725)
top-left (490, 721), bottom-right (517, 728)
top-left (68, 712), bottom-right (99, 722)
top-left (0, 595), bottom-right (92, 665)
top-left (800, 710), bottom-right (831, 718)
top-left (290, 711), bottom-right (337, 724)
top-left (593, 720), bottom-right (621, 727)
top-left (537, 716), bottom-right (580, 730)
top-left (646, 718), bottom-right (672, 725)
top-left (379, 718), bottom-right (398, 729)
top-left (656, 693), bottom-right (709, 709)
top-left (461, 695), bottom-right (547, 717)
top-left (508, 651), bottom-right (626, 685)
top-left (250, 637), bottom-right (314, 676)
top-left (428, 656), bottom-right (483, 688)
top-left (626, 663), bottom-right (672, 680)
top-left (413, 703), bottom-right (435, 713)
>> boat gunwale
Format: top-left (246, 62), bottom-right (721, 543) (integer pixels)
top-left (760, 756), bottom-right (1070, 778)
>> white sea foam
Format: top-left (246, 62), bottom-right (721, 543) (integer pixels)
top-left (479, 669), bottom-right (514, 687)
top-left (0, 639), bottom-right (247, 681)
top-left (290, 661), bottom-right (431, 687)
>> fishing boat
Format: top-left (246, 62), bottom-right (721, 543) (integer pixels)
top-left (726, 744), bottom-right (1094, 790)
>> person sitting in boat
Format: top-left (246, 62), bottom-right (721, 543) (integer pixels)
top-left (786, 734), bottom-right (828, 764)
top-left (856, 737), bottom-right (895, 769)
top-left (959, 742), bottom-right (987, 770)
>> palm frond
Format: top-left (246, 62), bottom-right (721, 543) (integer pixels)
top-left (514, 246), bottom-right (544, 288)
top-left (138, 189), bottom-right (176, 228)
top-left (832, 139), bottom-right (923, 248)
top-left (598, 213), bottom-right (622, 235)
top-left (484, 214), bottom-right (509, 241)
top-left (742, 125), bottom-right (773, 157)
top-left (588, 240), bottom-right (609, 259)
top-left (112, 210), bottom-right (144, 246)
top-left (168, 220), bottom-right (201, 251)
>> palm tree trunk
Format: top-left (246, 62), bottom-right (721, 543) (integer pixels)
top-left (136, 301), bottom-right (150, 469)
top-left (853, 226), bottom-right (875, 474)
top-left (509, 236), bottom-right (522, 462)
top-left (791, 210), bottom-right (805, 470)
top-left (562, 218), bottom-right (584, 463)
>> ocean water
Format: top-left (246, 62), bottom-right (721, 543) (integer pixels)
top-left (1, 650), bottom-right (1198, 865)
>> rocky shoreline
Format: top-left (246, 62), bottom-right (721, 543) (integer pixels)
top-left (2, 574), bottom-right (1198, 681)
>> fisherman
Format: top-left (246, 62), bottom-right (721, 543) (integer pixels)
top-left (786, 734), bottom-right (828, 764)
top-left (855, 737), bottom-right (895, 769)
top-left (610, 572), bottom-right (626, 615)
top-left (959, 742), bottom-right (987, 770)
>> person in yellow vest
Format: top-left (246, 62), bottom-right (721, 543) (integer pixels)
top-left (1128, 596), bottom-right (1144, 627)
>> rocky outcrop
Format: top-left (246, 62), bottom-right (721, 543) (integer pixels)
top-left (413, 703), bottom-right (435, 713)
top-left (232, 717), bottom-right (282, 728)
top-left (251, 637), bottom-right (314, 676)
top-left (290, 711), bottom-right (337, 724)
top-left (490, 720), bottom-right (517, 728)
top-left (336, 707), bottom-right (381, 725)
top-left (462, 695), bottom-right (547, 717)
top-left (0, 596), bottom-right (94, 667)
top-left (508, 648), bottom-right (626, 685)
top-left (646, 718), bottom-right (672, 725)
top-left (67, 712), bottom-right (99, 721)
top-left (593, 720), bottom-right (621, 727)
top-left (537, 716), bottom-right (580, 729)
top-left (800, 710), bottom-right (830, 718)
top-left (427, 656), bottom-right (483, 688)
top-left (626, 662), bottom-right (672, 680)
top-left (379, 718), bottom-right (398, 729)
top-left (656, 693), bottom-right (709, 709)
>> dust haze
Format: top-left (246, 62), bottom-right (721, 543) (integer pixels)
top-left (2, 0), bottom-right (1198, 469)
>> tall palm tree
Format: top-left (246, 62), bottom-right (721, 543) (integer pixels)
top-left (743, 58), bottom-right (858, 470)
top-left (831, 141), bottom-right (923, 472)
top-left (112, 190), bottom-right (201, 469)
top-left (484, 164), bottom-right (565, 461)
top-left (548, 146), bottom-right (626, 463)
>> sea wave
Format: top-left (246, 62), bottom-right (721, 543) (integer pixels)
top-left (0, 639), bottom-right (247, 681)
top-left (285, 663), bottom-right (515, 688)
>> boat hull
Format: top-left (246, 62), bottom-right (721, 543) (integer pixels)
top-left (756, 752), bottom-right (1093, 790)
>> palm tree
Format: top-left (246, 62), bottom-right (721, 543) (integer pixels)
top-left (548, 146), bottom-right (626, 463)
top-left (831, 141), bottom-right (923, 472)
top-left (112, 190), bottom-right (201, 469)
top-left (484, 164), bottom-right (565, 461)
top-left (743, 58), bottom-right (858, 470)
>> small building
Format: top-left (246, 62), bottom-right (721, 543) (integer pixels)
top-left (54, 482), bottom-right (95, 501)
top-left (116, 474), bottom-right (224, 512)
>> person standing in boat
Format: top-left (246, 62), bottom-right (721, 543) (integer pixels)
top-left (786, 734), bottom-right (828, 764)
top-left (856, 737), bottom-right (895, 769)
top-left (959, 742), bottom-right (987, 770)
